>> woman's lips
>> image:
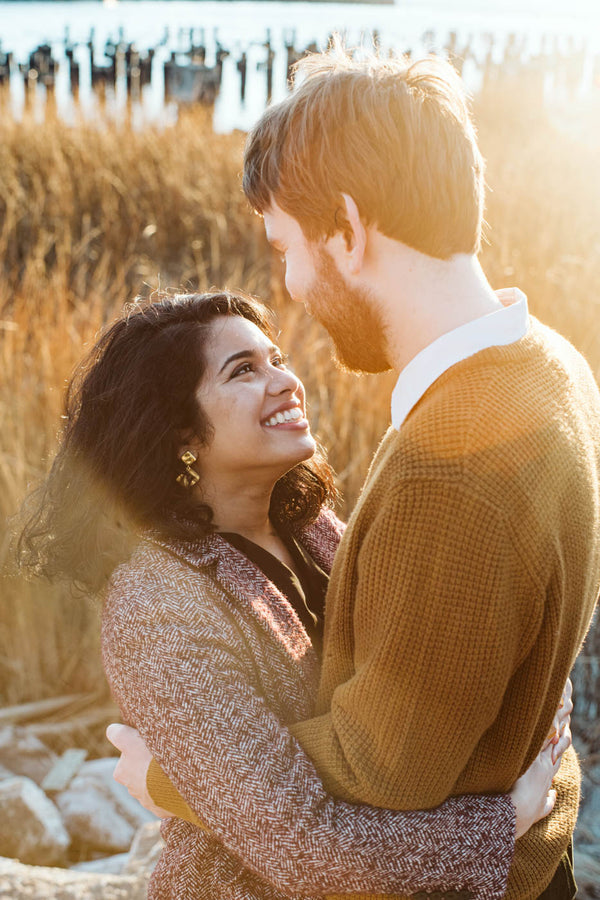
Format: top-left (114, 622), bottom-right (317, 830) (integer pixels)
top-left (263, 407), bottom-right (307, 428)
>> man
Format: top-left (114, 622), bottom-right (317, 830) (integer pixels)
top-left (243, 45), bottom-right (600, 898)
top-left (110, 46), bottom-right (600, 898)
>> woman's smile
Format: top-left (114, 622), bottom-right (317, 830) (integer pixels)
top-left (262, 401), bottom-right (308, 429)
top-left (194, 316), bottom-right (316, 480)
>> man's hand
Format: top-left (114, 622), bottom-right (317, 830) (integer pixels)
top-left (106, 723), bottom-right (174, 819)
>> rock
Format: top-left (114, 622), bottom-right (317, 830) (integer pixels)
top-left (0, 726), bottom-right (57, 786)
top-left (70, 852), bottom-right (130, 875)
top-left (56, 783), bottom-right (135, 854)
top-left (123, 821), bottom-right (163, 878)
top-left (76, 758), bottom-right (157, 830)
top-left (577, 766), bottom-right (600, 843)
top-left (0, 857), bottom-right (148, 899)
top-left (67, 819), bottom-right (163, 880)
top-left (55, 757), bottom-right (156, 854)
top-left (0, 776), bottom-right (70, 866)
top-left (42, 748), bottom-right (88, 793)
top-left (573, 845), bottom-right (600, 899)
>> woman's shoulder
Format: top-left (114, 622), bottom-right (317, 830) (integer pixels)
top-left (109, 535), bottom-right (202, 585)
top-left (298, 506), bottom-right (346, 573)
top-left (103, 535), bottom-right (223, 627)
top-left (311, 506), bottom-right (346, 540)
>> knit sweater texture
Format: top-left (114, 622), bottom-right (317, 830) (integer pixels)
top-left (291, 317), bottom-right (600, 899)
top-left (102, 509), bottom-right (516, 900)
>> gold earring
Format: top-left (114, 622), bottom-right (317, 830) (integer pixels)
top-left (176, 450), bottom-right (200, 488)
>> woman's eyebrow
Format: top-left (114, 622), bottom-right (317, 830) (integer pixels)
top-left (218, 345), bottom-right (278, 375)
top-left (218, 349), bottom-right (253, 375)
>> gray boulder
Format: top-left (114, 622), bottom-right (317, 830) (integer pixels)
top-left (71, 821), bottom-right (164, 878)
top-left (573, 845), bottom-right (600, 899)
top-left (123, 821), bottom-right (164, 878)
top-left (0, 727), bottom-right (57, 786)
top-left (0, 776), bottom-right (70, 866)
top-left (55, 758), bottom-right (157, 854)
top-left (578, 764), bottom-right (600, 844)
top-left (70, 853), bottom-right (130, 875)
top-left (0, 857), bottom-right (148, 900)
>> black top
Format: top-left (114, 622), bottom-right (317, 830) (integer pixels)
top-left (220, 528), bottom-right (328, 657)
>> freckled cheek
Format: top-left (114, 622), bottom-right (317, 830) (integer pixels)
top-left (219, 399), bottom-right (262, 437)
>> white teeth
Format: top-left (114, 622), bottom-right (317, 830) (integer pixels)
top-left (264, 408), bottom-right (303, 427)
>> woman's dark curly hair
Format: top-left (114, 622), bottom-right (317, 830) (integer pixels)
top-left (16, 290), bottom-right (336, 595)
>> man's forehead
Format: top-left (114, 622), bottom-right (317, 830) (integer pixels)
top-left (262, 205), bottom-right (279, 237)
top-left (263, 203), bottom-right (297, 241)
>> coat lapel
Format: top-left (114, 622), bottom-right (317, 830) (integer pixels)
top-left (148, 510), bottom-right (343, 684)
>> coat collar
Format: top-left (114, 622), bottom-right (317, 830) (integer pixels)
top-left (147, 508), bottom-right (342, 577)
top-left (144, 509), bottom-right (342, 671)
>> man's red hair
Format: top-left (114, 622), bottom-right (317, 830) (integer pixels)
top-left (243, 41), bottom-right (485, 260)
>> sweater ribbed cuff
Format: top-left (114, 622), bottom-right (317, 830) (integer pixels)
top-left (147, 757), bottom-right (207, 830)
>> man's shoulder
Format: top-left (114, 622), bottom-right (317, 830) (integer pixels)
top-left (359, 322), bottom-right (600, 513)
top-left (407, 320), bottom-right (600, 443)
top-left (526, 315), bottom-right (598, 382)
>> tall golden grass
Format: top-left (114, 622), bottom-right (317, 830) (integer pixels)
top-left (1, 81), bottom-right (599, 723)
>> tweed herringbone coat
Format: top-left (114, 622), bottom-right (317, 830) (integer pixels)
top-left (101, 508), bottom-right (515, 900)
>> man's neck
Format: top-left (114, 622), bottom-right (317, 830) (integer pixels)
top-left (366, 237), bottom-right (501, 373)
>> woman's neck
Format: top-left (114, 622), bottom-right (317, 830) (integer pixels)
top-left (195, 475), bottom-right (298, 569)
top-left (195, 476), bottom-right (276, 544)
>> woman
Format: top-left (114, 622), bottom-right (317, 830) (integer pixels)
top-left (17, 291), bottom-right (570, 900)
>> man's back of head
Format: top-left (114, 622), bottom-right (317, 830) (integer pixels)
top-left (243, 39), bottom-right (485, 261)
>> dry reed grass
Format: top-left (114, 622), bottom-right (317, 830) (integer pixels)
top-left (1, 81), bottom-right (599, 724)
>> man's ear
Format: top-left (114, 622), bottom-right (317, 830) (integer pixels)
top-left (336, 193), bottom-right (367, 276)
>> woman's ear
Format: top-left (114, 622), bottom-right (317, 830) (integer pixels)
top-left (177, 430), bottom-right (199, 461)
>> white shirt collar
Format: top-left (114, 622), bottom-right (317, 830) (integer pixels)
top-left (391, 288), bottom-right (530, 431)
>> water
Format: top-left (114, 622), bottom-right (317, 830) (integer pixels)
top-left (0, 0), bottom-right (598, 130)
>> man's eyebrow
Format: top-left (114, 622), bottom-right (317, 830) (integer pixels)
top-left (218, 345), bottom-right (278, 375)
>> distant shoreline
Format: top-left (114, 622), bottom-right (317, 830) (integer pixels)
top-left (3, 0), bottom-right (395, 4)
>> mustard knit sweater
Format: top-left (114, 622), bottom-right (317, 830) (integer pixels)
top-left (290, 318), bottom-right (600, 898)
top-left (149, 318), bottom-right (600, 899)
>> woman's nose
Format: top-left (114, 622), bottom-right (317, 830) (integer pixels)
top-left (268, 365), bottom-right (300, 395)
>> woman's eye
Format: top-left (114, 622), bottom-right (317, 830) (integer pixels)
top-left (231, 362), bottom-right (253, 377)
top-left (272, 354), bottom-right (289, 368)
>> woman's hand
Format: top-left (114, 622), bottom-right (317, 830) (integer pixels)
top-left (509, 678), bottom-right (573, 839)
top-left (542, 677), bottom-right (573, 761)
top-left (106, 723), bottom-right (174, 819)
